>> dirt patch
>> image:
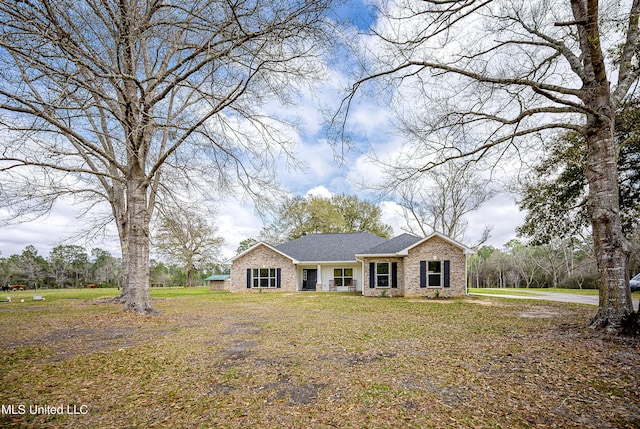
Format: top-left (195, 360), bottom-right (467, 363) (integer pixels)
top-left (407, 298), bottom-right (455, 303)
top-left (0, 312), bottom-right (173, 362)
top-left (520, 307), bottom-right (564, 318)
top-left (468, 298), bottom-right (509, 307)
top-left (223, 323), bottom-right (262, 336)
top-left (323, 350), bottom-right (397, 366)
top-left (262, 380), bottom-right (325, 405)
top-left (53, 327), bottom-right (172, 362)
top-left (223, 340), bottom-right (258, 360)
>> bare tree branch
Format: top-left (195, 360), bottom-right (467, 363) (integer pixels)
top-left (0, 0), bottom-right (336, 313)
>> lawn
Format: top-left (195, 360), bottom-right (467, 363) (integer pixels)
top-left (1, 288), bottom-right (639, 428)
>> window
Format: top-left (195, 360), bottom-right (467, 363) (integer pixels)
top-left (420, 260), bottom-right (450, 288)
top-left (376, 263), bottom-right (390, 288)
top-left (252, 268), bottom-right (277, 288)
top-left (333, 268), bottom-right (353, 287)
top-left (428, 261), bottom-right (441, 287)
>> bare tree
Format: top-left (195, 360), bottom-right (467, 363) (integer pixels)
top-left (336, 0), bottom-right (640, 330)
top-left (396, 162), bottom-right (494, 244)
top-left (0, 0), bottom-right (334, 313)
top-left (505, 240), bottom-right (543, 289)
top-left (153, 204), bottom-right (223, 287)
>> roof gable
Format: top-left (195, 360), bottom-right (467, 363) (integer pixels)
top-left (359, 233), bottom-right (423, 255)
top-left (403, 232), bottom-right (475, 255)
top-left (357, 232), bottom-right (475, 257)
top-left (230, 242), bottom-right (298, 263)
top-left (275, 232), bottom-right (388, 262)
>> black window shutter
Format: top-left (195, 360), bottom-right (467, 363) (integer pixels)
top-left (391, 262), bottom-right (398, 288)
top-left (246, 269), bottom-right (252, 289)
top-left (369, 263), bottom-right (375, 288)
top-left (420, 261), bottom-right (427, 288)
top-left (443, 261), bottom-right (450, 288)
top-left (276, 268), bottom-right (282, 288)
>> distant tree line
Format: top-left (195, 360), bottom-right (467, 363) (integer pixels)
top-left (471, 236), bottom-right (640, 290)
top-left (0, 245), bottom-right (228, 290)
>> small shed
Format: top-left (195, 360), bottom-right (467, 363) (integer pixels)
top-left (205, 274), bottom-right (231, 291)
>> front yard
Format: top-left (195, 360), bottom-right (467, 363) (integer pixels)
top-left (1, 288), bottom-right (639, 428)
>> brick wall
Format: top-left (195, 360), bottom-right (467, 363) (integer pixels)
top-left (230, 245), bottom-right (297, 292)
top-left (362, 257), bottom-right (404, 297)
top-left (404, 236), bottom-right (467, 297)
top-left (209, 279), bottom-right (230, 291)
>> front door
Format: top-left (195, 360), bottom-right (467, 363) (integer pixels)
top-left (302, 269), bottom-right (317, 291)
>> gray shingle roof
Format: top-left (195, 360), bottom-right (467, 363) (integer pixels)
top-left (274, 232), bottom-right (387, 262)
top-left (359, 233), bottom-right (423, 255)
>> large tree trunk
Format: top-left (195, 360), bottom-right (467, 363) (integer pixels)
top-left (585, 115), bottom-right (633, 329)
top-left (124, 168), bottom-right (156, 314)
top-left (187, 264), bottom-right (194, 287)
top-left (114, 217), bottom-right (129, 302)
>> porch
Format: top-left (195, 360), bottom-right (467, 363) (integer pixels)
top-left (297, 263), bottom-right (362, 292)
top-left (328, 278), bottom-right (357, 292)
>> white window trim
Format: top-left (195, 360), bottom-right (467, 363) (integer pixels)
top-left (428, 261), bottom-right (442, 288)
top-left (376, 262), bottom-right (391, 288)
top-left (334, 268), bottom-right (354, 287)
top-left (252, 268), bottom-right (277, 288)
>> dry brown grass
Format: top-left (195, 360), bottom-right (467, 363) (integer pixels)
top-left (1, 289), bottom-right (639, 428)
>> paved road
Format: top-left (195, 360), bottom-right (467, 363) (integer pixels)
top-left (470, 290), bottom-right (639, 311)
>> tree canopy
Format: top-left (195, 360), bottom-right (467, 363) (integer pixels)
top-left (335, 0), bottom-right (640, 329)
top-left (261, 194), bottom-right (393, 243)
top-left (0, 0), bottom-right (336, 313)
top-left (519, 100), bottom-right (640, 244)
top-left (396, 162), bottom-right (494, 244)
top-left (2, 245), bottom-right (121, 289)
top-left (153, 205), bottom-right (224, 287)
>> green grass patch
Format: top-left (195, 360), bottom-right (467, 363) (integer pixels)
top-left (150, 286), bottom-right (214, 298)
top-left (0, 286), bottom-right (216, 303)
top-left (1, 287), bottom-right (119, 302)
top-left (0, 290), bottom-right (638, 428)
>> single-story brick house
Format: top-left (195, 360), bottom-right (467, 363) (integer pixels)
top-left (229, 232), bottom-right (474, 297)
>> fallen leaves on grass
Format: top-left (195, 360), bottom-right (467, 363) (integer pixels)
top-left (0, 291), bottom-right (638, 428)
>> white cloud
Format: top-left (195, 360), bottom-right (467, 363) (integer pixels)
top-left (466, 194), bottom-right (526, 248)
top-left (344, 134), bottom-right (407, 193)
top-left (280, 139), bottom-right (342, 191)
top-left (379, 200), bottom-right (406, 235)
top-left (377, 194), bottom-right (524, 248)
top-left (214, 198), bottom-right (264, 260)
top-left (0, 5), bottom-right (531, 264)
top-left (0, 199), bottom-right (121, 258)
top-left (305, 185), bottom-right (334, 199)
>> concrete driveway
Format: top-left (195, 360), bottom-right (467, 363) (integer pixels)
top-left (470, 290), bottom-right (640, 311)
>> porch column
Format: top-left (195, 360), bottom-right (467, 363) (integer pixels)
top-left (317, 264), bottom-right (322, 291)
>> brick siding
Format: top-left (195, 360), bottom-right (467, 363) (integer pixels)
top-left (404, 236), bottom-right (466, 297)
top-left (230, 245), bottom-right (297, 292)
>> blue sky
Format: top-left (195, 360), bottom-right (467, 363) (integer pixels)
top-left (334, 1), bottom-right (377, 30)
top-left (0, 1), bottom-right (526, 261)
